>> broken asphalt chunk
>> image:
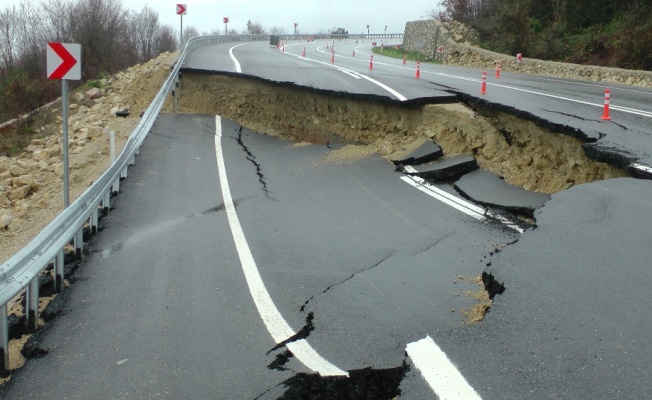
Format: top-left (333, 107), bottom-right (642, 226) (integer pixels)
top-left (392, 140), bottom-right (443, 166)
top-left (408, 155), bottom-right (478, 181)
top-left (454, 170), bottom-right (550, 216)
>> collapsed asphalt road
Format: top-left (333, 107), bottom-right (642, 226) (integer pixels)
top-left (3, 39), bottom-right (652, 399)
top-left (2, 110), bottom-right (650, 399)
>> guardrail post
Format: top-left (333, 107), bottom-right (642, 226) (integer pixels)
top-left (129, 155), bottom-right (135, 166)
top-left (113, 178), bottom-right (120, 194)
top-left (26, 278), bottom-right (39, 332)
top-left (1, 304), bottom-right (7, 372)
top-left (55, 249), bottom-right (64, 292)
top-left (103, 190), bottom-right (111, 210)
top-left (74, 228), bottom-right (83, 255)
top-left (91, 207), bottom-right (99, 233)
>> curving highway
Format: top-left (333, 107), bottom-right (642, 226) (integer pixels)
top-left (2, 38), bottom-right (652, 399)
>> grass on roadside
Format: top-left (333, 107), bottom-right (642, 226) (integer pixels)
top-left (372, 46), bottom-right (442, 64)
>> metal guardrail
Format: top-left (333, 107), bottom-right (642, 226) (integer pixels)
top-left (0, 33), bottom-right (403, 371)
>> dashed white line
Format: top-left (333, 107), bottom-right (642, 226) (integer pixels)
top-left (406, 336), bottom-right (482, 400)
top-left (214, 115), bottom-right (348, 377)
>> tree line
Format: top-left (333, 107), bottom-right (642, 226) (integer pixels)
top-left (0, 0), bottom-right (183, 122)
top-left (435, 0), bottom-right (652, 70)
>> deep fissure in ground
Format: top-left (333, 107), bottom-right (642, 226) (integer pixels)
top-left (173, 73), bottom-right (628, 195)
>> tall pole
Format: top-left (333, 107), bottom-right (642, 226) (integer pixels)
top-left (180, 14), bottom-right (183, 49)
top-left (62, 80), bottom-right (70, 208)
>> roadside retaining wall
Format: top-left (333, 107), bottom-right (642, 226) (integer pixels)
top-left (402, 19), bottom-right (652, 88)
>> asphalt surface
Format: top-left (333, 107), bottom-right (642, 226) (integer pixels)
top-left (2, 39), bottom-right (652, 399)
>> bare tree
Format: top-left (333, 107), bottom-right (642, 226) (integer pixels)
top-left (69, 0), bottom-right (130, 76)
top-left (269, 26), bottom-right (287, 35)
top-left (132, 5), bottom-right (160, 60)
top-left (0, 6), bottom-right (18, 74)
top-left (245, 20), bottom-right (266, 34)
top-left (181, 26), bottom-right (199, 48)
top-left (202, 28), bottom-right (221, 36)
top-left (154, 24), bottom-right (177, 55)
top-left (42, 0), bottom-right (74, 42)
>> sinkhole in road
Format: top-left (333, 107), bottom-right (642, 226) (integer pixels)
top-left (174, 73), bottom-right (628, 195)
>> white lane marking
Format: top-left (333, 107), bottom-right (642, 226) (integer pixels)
top-left (340, 69), bottom-right (362, 79)
top-left (514, 74), bottom-right (652, 96)
top-left (282, 46), bottom-right (408, 101)
top-left (304, 45), bottom-right (652, 119)
top-left (400, 176), bottom-right (486, 220)
top-left (401, 166), bottom-right (524, 233)
top-left (406, 336), bottom-right (482, 400)
top-left (229, 43), bottom-right (249, 73)
top-left (214, 116), bottom-right (348, 377)
top-left (631, 163), bottom-right (652, 174)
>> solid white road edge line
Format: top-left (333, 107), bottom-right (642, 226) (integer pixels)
top-left (229, 43), bottom-right (248, 73)
top-left (406, 336), bottom-right (482, 400)
top-left (214, 115), bottom-right (348, 377)
top-left (282, 49), bottom-right (408, 101)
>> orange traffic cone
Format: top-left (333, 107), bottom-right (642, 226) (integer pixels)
top-left (481, 71), bottom-right (487, 94)
top-left (369, 55), bottom-right (373, 70)
top-left (601, 88), bottom-right (612, 121)
top-left (416, 61), bottom-right (420, 79)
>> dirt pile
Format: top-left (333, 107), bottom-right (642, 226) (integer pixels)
top-left (177, 73), bottom-right (627, 194)
top-left (0, 51), bottom-right (178, 264)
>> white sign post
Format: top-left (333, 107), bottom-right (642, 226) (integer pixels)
top-left (177, 4), bottom-right (187, 49)
top-left (47, 42), bottom-right (81, 208)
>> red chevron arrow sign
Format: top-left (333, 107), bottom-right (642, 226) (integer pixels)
top-left (47, 43), bottom-right (81, 80)
top-left (177, 4), bottom-right (187, 15)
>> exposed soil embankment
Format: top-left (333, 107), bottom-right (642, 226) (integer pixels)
top-left (176, 73), bottom-right (627, 194)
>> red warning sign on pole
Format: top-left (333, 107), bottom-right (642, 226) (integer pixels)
top-left (47, 43), bottom-right (81, 80)
top-left (176, 4), bottom-right (187, 15)
top-left (223, 17), bottom-right (229, 24)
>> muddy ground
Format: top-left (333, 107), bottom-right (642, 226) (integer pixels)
top-left (174, 73), bottom-right (627, 194)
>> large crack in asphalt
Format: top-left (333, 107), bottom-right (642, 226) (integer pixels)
top-left (275, 361), bottom-right (409, 400)
top-left (300, 251), bottom-right (395, 313)
top-left (268, 312), bottom-right (316, 354)
top-left (233, 125), bottom-right (273, 199)
top-left (261, 308), bottom-right (408, 399)
top-left (259, 358), bottom-right (410, 400)
top-left (176, 73), bottom-right (635, 195)
top-left (412, 233), bottom-right (454, 257)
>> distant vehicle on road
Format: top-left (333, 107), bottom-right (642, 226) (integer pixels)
top-left (332, 28), bottom-right (348, 38)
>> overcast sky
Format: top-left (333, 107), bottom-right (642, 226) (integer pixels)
top-left (5, 0), bottom-right (439, 35)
